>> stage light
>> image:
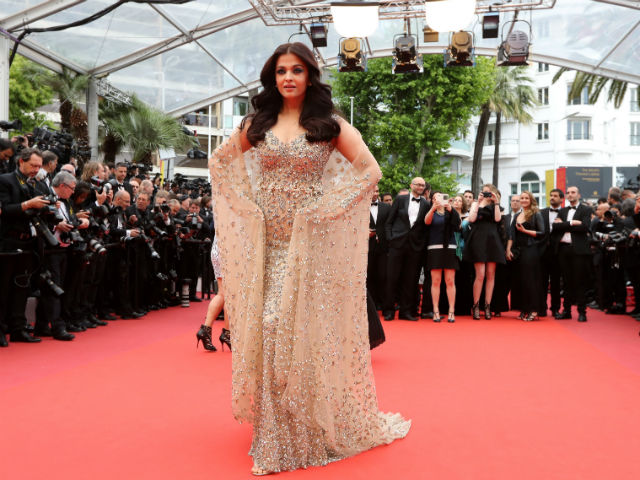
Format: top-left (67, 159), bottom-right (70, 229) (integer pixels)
top-left (424, 0), bottom-right (476, 33)
top-left (338, 37), bottom-right (367, 72)
top-left (309, 23), bottom-right (328, 48)
top-left (444, 31), bottom-right (474, 67)
top-left (331, 1), bottom-right (379, 38)
top-left (423, 27), bottom-right (439, 42)
top-left (497, 29), bottom-right (530, 66)
top-left (482, 12), bottom-right (499, 38)
top-left (392, 34), bottom-right (423, 74)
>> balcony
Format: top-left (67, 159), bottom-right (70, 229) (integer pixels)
top-left (482, 138), bottom-right (518, 160)
top-left (447, 139), bottom-right (472, 160)
top-left (564, 133), bottom-right (595, 154)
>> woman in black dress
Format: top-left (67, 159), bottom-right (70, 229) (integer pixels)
top-left (463, 184), bottom-right (506, 319)
top-left (506, 191), bottom-right (545, 321)
top-left (425, 193), bottom-right (461, 322)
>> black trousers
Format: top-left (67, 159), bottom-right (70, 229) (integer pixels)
top-left (558, 244), bottom-right (591, 314)
top-left (367, 246), bottom-right (387, 309)
top-left (385, 245), bottom-right (422, 316)
top-left (540, 249), bottom-right (563, 313)
top-left (0, 243), bottom-right (36, 334)
top-left (35, 249), bottom-right (68, 331)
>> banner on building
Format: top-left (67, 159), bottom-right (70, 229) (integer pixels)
top-left (614, 166), bottom-right (640, 191)
top-left (562, 167), bottom-right (612, 199)
top-left (545, 169), bottom-right (555, 204)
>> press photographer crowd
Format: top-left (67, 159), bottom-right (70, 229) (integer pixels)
top-left (2, 127), bottom-right (640, 348)
top-left (0, 133), bottom-right (215, 347)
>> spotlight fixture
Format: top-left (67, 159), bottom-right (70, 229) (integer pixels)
top-left (338, 37), bottom-right (367, 72)
top-left (423, 26), bottom-right (439, 43)
top-left (424, 0), bottom-right (476, 33)
top-left (309, 23), bottom-right (328, 48)
top-left (392, 34), bottom-right (423, 74)
top-left (444, 31), bottom-right (474, 67)
top-left (497, 21), bottom-right (531, 66)
top-left (331, 1), bottom-right (379, 38)
top-left (482, 12), bottom-right (499, 39)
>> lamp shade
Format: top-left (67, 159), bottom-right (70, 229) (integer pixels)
top-left (331, 1), bottom-right (379, 38)
top-left (424, 0), bottom-right (476, 32)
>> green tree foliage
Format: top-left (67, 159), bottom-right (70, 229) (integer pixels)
top-left (101, 95), bottom-right (196, 165)
top-left (8, 55), bottom-right (55, 133)
top-left (553, 67), bottom-right (629, 108)
top-left (331, 56), bottom-right (494, 195)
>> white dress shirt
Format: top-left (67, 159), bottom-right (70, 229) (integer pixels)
top-left (408, 195), bottom-right (421, 227)
top-left (561, 205), bottom-right (578, 244)
top-left (370, 201), bottom-right (378, 225)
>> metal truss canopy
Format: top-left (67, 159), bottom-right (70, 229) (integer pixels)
top-left (1, 0), bottom-right (639, 117)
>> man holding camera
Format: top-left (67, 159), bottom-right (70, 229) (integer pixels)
top-left (0, 148), bottom-right (47, 345)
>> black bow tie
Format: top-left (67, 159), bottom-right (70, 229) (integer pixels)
top-left (550, 208), bottom-right (559, 213)
top-left (411, 197), bottom-right (421, 203)
top-left (569, 206), bottom-right (577, 210)
top-left (371, 201), bottom-right (378, 206)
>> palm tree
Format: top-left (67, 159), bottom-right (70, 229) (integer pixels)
top-left (102, 95), bottom-right (196, 165)
top-left (552, 67), bottom-right (630, 108)
top-left (471, 66), bottom-right (537, 193)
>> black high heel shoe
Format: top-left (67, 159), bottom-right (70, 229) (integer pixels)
top-left (471, 303), bottom-right (480, 320)
top-left (219, 328), bottom-right (232, 351)
top-left (196, 324), bottom-right (217, 351)
top-left (484, 303), bottom-right (492, 320)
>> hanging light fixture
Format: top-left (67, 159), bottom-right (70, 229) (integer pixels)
top-left (424, 0), bottom-right (476, 33)
top-left (331, 1), bottom-right (380, 38)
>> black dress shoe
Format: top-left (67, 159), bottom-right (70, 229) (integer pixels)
top-left (99, 313), bottom-right (117, 320)
top-left (189, 296), bottom-right (202, 303)
top-left (399, 313), bottom-right (418, 321)
top-left (10, 330), bottom-right (42, 343)
top-left (0, 334), bottom-right (8, 347)
top-left (551, 310), bottom-right (559, 318)
top-left (80, 320), bottom-right (97, 329)
top-left (577, 313), bottom-right (587, 322)
top-left (52, 328), bottom-right (75, 341)
top-left (555, 311), bottom-right (572, 320)
top-left (67, 324), bottom-right (85, 333)
top-left (383, 313), bottom-right (394, 321)
top-left (420, 311), bottom-right (433, 319)
top-left (34, 326), bottom-right (53, 337)
top-left (118, 311), bottom-right (144, 319)
top-left (148, 304), bottom-right (159, 310)
top-left (93, 318), bottom-right (108, 326)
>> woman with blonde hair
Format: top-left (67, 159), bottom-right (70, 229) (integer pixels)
top-left (506, 191), bottom-right (545, 321)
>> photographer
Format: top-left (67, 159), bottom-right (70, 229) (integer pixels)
top-left (33, 171), bottom-right (79, 341)
top-left (620, 198), bottom-right (640, 319)
top-left (0, 138), bottom-right (15, 174)
top-left (178, 198), bottom-right (212, 303)
top-left (591, 203), bottom-right (627, 314)
top-left (0, 148), bottom-right (48, 344)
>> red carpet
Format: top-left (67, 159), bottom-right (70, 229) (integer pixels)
top-left (1, 305), bottom-right (640, 480)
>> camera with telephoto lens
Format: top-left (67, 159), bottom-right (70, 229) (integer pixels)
top-left (39, 269), bottom-right (64, 296)
top-left (90, 175), bottom-right (112, 195)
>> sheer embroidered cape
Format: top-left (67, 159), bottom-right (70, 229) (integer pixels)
top-left (209, 127), bottom-right (410, 457)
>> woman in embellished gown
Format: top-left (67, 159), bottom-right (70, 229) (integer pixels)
top-left (208, 43), bottom-right (410, 476)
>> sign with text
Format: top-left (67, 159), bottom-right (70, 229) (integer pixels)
top-left (564, 167), bottom-right (612, 199)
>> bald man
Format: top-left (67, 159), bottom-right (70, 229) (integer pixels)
top-left (383, 177), bottom-right (430, 321)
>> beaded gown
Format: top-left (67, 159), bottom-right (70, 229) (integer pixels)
top-left (209, 126), bottom-right (410, 473)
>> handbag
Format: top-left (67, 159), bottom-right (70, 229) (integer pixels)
top-left (510, 246), bottom-right (521, 261)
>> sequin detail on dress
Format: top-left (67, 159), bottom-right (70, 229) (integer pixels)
top-left (209, 125), bottom-right (410, 474)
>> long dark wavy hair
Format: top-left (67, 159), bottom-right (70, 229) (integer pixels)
top-left (241, 42), bottom-right (340, 146)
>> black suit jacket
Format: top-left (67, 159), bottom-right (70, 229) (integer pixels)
top-left (0, 171), bottom-right (39, 241)
top-left (369, 201), bottom-right (390, 254)
top-left (384, 194), bottom-right (429, 252)
top-left (553, 203), bottom-right (592, 255)
top-left (539, 207), bottom-right (562, 256)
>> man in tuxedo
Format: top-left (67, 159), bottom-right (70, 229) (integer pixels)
top-left (503, 194), bottom-right (521, 229)
top-left (0, 148), bottom-right (48, 345)
top-left (539, 188), bottom-right (564, 317)
top-left (383, 177), bottom-right (429, 321)
top-left (109, 162), bottom-right (134, 196)
top-left (553, 186), bottom-right (592, 322)
top-left (37, 150), bottom-right (58, 194)
top-left (367, 185), bottom-right (390, 310)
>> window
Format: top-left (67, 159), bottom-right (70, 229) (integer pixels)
top-left (510, 183), bottom-right (518, 195)
top-left (631, 88), bottom-right (639, 112)
top-left (567, 85), bottom-right (590, 105)
top-left (537, 123), bottom-right (549, 140)
top-left (232, 98), bottom-right (248, 116)
top-left (631, 122), bottom-right (640, 146)
top-left (537, 62), bottom-right (549, 72)
top-left (520, 171), bottom-right (544, 206)
top-left (538, 87), bottom-right (549, 105)
top-left (487, 129), bottom-right (494, 146)
top-left (224, 115), bottom-right (233, 129)
top-left (567, 119), bottom-right (591, 140)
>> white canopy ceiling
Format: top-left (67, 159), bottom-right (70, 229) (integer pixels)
top-left (1, 0), bottom-right (639, 116)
